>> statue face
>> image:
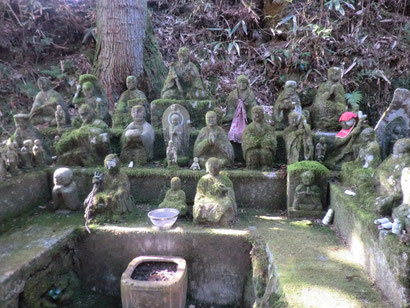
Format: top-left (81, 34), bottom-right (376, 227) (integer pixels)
top-left (289, 114), bottom-right (300, 127)
top-left (131, 107), bottom-right (145, 123)
top-left (126, 76), bottom-right (137, 90)
top-left (105, 158), bottom-right (117, 169)
top-left (38, 78), bottom-right (50, 91)
top-left (237, 79), bottom-right (248, 91)
top-left (252, 109), bottom-right (264, 123)
top-left (206, 112), bottom-right (217, 127)
top-left (54, 168), bottom-right (73, 186)
top-left (178, 52), bottom-right (189, 64)
top-left (328, 68), bottom-right (341, 82)
top-left (341, 118), bottom-right (355, 130)
top-left (206, 158), bottom-right (220, 176)
top-left (83, 86), bottom-right (94, 98)
top-left (170, 177), bottom-right (181, 190)
top-left (15, 118), bottom-right (28, 130)
top-left (79, 108), bottom-right (93, 124)
top-left (301, 171), bottom-right (314, 185)
top-left (285, 83), bottom-right (296, 94)
top-left (171, 114), bottom-right (180, 126)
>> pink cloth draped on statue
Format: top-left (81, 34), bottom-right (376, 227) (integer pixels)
top-left (228, 99), bottom-right (247, 143)
top-left (336, 126), bottom-right (354, 138)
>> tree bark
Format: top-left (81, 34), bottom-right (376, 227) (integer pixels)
top-left (96, 0), bottom-right (147, 102)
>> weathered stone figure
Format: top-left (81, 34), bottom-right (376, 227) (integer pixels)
top-left (161, 47), bottom-right (207, 99)
top-left (315, 137), bottom-right (327, 163)
top-left (33, 139), bottom-right (46, 167)
top-left (82, 81), bottom-right (110, 125)
top-left (118, 76), bottom-right (148, 109)
top-left (190, 157), bottom-right (201, 170)
top-left (121, 105), bottom-right (155, 165)
top-left (6, 142), bottom-right (19, 175)
top-left (30, 77), bottom-right (69, 126)
top-left (55, 105), bottom-right (67, 128)
top-left (162, 104), bottom-right (190, 155)
top-left (311, 67), bottom-right (347, 131)
top-left (356, 128), bottom-right (381, 169)
top-left (292, 171), bottom-right (322, 211)
top-left (0, 144), bottom-right (7, 180)
top-left (242, 106), bottom-right (277, 170)
top-left (166, 140), bottom-right (178, 167)
top-left (283, 112), bottom-right (313, 164)
top-left (193, 111), bottom-right (234, 168)
top-left (52, 168), bottom-right (81, 211)
top-left (159, 177), bottom-right (188, 216)
top-left (392, 168), bottom-right (410, 233)
top-left (274, 80), bottom-right (302, 129)
top-left (193, 157), bottom-right (237, 226)
top-left (20, 140), bottom-right (33, 169)
top-left (12, 114), bottom-right (45, 148)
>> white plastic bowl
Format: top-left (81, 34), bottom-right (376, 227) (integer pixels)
top-left (148, 208), bottom-right (180, 230)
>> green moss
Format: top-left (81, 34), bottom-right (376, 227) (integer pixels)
top-left (56, 126), bottom-right (91, 154)
top-left (287, 161), bottom-right (330, 176)
top-left (79, 74), bottom-right (98, 85)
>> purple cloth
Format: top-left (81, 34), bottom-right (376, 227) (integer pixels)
top-left (228, 99), bottom-right (247, 143)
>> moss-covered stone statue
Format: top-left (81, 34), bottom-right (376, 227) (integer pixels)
top-left (56, 104), bottom-right (110, 166)
top-left (52, 167), bottom-right (80, 211)
top-left (89, 154), bottom-right (133, 221)
top-left (274, 80), bottom-right (302, 130)
top-left (113, 76), bottom-right (149, 128)
top-left (161, 47), bottom-right (207, 99)
top-left (283, 111), bottom-right (313, 164)
top-left (12, 114), bottom-right (46, 149)
top-left (311, 67), bottom-right (347, 131)
top-left (20, 139), bottom-right (33, 169)
top-left (392, 168), bottom-right (410, 233)
top-left (292, 170), bottom-right (322, 211)
top-left (242, 106), bottom-right (277, 170)
top-left (193, 157), bottom-right (237, 226)
top-left (314, 137), bottom-right (327, 163)
top-left (0, 143), bottom-right (7, 180)
top-left (121, 105), bottom-right (155, 165)
top-left (5, 141), bottom-right (20, 175)
top-left (193, 111), bottom-right (234, 168)
top-left (159, 177), bottom-right (188, 216)
top-left (30, 77), bottom-right (70, 127)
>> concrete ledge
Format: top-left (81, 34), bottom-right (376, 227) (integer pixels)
top-left (330, 183), bottom-right (410, 308)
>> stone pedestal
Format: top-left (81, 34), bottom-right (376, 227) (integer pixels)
top-left (121, 256), bottom-right (187, 308)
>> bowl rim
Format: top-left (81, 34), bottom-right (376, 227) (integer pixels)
top-left (148, 208), bottom-right (180, 221)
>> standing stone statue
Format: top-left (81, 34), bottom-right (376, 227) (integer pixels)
top-left (311, 67), bottom-right (347, 131)
top-left (190, 157), bottom-right (201, 170)
top-left (52, 167), bottom-right (80, 211)
top-left (30, 77), bottom-right (70, 126)
top-left (166, 140), bottom-right (178, 167)
top-left (6, 142), bottom-right (19, 175)
top-left (392, 168), bottom-right (410, 234)
top-left (283, 112), bottom-right (313, 164)
top-left (33, 139), bottom-right (46, 167)
top-left (159, 177), bottom-right (188, 216)
top-left (315, 137), bottom-right (327, 163)
top-left (20, 140), bottom-right (33, 169)
top-left (242, 106), bottom-right (277, 170)
top-left (121, 105), bottom-right (155, 166)
top-left (161, 47), bottom-right (207, 100)
top-left (274, 80), bottom-right (302, 129)
top-left (55, 105), bottom-right (67, 129)
top-left (82, 81), bottom-right (111, 125)
top-left (292, 171), bottom-right (322, 211)
top-left (193, 111), bottom-right (234, 168)
top-left (356, 128), bottom-right (381, 169)
top-left (113, 75), bottom-right (149, 128)
top-left (222, 75), bottom-right (258, 143)
top-left (193, 157), bottom-right (237, 226)
top-left (162, 104), bottom-right (190, 155)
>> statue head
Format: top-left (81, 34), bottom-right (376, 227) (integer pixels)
top-left (37, 77), bottom-right (51, 91)
top-left (34, 139), bottom-right (41, 147)
top-left (205, 111), bottom-right (217, 127)
top-left (170, 177), bottom-right (181, 191)
top-left (23, 139), bottom-right (33, 148)
top-left (236, 75), bottom-right (249, 91)
top-left (53, 167), bottom-right (73, 187)
top-left (194, 157), bottom-right (199, 163)
top-left (126, 76), bottom-right (137, 90)
top-left (56, 105), bottom-right (63, 112)
top-left (79, 104), bottom-right (95, 124)
top-left (359, 127), bottom-right (375, 143)
top-left (393, 125), bottom-right (402, 135)
top-left (320, 137), bottom-right (326, 144)
top-left (393, 138), bottom-right (410, 157)
top-left (288, 111), bottom-right (301, 127)
top-left (328, 67), bottom-right (341, 83)
top-left (82, 81), bottom-right (94, 98)
top-left (104, 154), bottom-right (120, 172)
top-left (131, 105), bottom-right (146, 124)
top-left (177, 47), bottom-right (190, 64)
top-left (205, 157), bottom-right (221, 176)
top-left (171, 113), bottom-right (180, 126)
top-left (338, 112), bottom-right (358, 130)
top-left (301, 170), bottom-right (315, 186)
top-left (251, 106), bottom-right (264, 123)
top-left (168, 140), bottom-right (175, 148)
top-left (13, 114), bottom-right (30, 130)
top-left (284, 80), bottom-right (297, 94)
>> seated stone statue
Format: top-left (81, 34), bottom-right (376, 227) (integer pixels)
top-left (113, 75), bottom-right (149, 128)
top-left (121, 105), bottom-right (155, 166)
top-left (242, 106), bottom-right (277, 170)
top-left (88, 154), bottom-right (133, 221)
top-left (193, 111), bottom-right (234, 168)
top-left (12, 114), bottom-right (46, 150)
top-left (193, 157), bottom-right (237, 226)
top-left (356, 128), bottom-right (381, 169)
top-left (161, 47), bottom-right (207, 99)
top-left (20, 140), bottom-right (33, 169)
top-left (222, 75), bottom-right (258, 143)
top-left (315, 137), bottom-right (327, 163)
top-left (292, 171), bottom-right (322, 211)
top-left (52, 168), bottom-right (80, 211)
top-left (283, 112), bottom-right (313, 164)
top-left (274, 80), bottom-right (302, 130)
top-left (30, 77), bottom-right (70, 126)
top-left (33, 139), bottom-right (46, 167)
top-left (311, 67), bottom-right (347, 131)
top-left (82, 81), bottom-right (111, 125)
top-left (392, 168), bottom-right (410, 233)
top-left (6, 141), bottom-right (20, 175)
top-left (159, 177), bottom-right (188, 216)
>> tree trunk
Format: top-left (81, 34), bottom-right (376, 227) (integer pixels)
top-left (96, 0), bottom-right (147, 102)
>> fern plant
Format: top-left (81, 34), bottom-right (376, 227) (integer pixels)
top-left (345, 90), bottom-right (363, 110)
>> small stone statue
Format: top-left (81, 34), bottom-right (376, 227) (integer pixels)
top-left (392, 168), bottom-right (410, 234)
top-left (121, 105), bottom-right (155, 166)
top-left (193, 111), bottom-right (234, 168)
top-left (283, 112), bottom-right (314, 164)
top-left (55, 105), bottom-right (67, 128)
top-left (193, 157), bottom-right (237, 226)
top-left (20, 140), bottom-right (33, 169)
top-left (222, 75), bottom-right (258, 143)
top-left (52, 167), bottom-right (81, 211)
top-left (159, 177), bottom-right (188, 216)
top-left (315, 137), bottom-right (327, 163)
top-left (274, 80), bottom-right (302, 129)
top-left (6, 142), bottom-right (19, 175)
top-left (30, 77), bottom-right (70, 126)
top-left (162, 104), bottom-right (190, 155)
top-left (166, 140), bottom-right (178, 167)
top-left (190, 157), bottom-right (201, 170)
top-left (242, 106), bottom-right (277, 170)
top-left (356, 128), bottom-right (381, 169)
top-left (82, 81), bottom-right (111, 125)
top-left (387, 125), bottom-right (406, 158)
top-left (292, 171), bottom-right (322, 210)
top-left (12, 114), bottom-right (45, 148)
top-left (33, 139), bottom-right (46, 167)
top-left (311, 67), bottom-right (347, 131)
top-left (161, 47), bottom-right (207, 99)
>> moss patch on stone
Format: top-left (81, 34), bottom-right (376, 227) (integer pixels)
top-left (287, 160), bottom-right (330, 176)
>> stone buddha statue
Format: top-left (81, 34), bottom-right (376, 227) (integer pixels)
top-left (274, 80), bottom-right (302, 130)
top-left (193, 111), bottom-right (234, 168)
top-left (159, 177), bottom-right (188, 216)
top-left (82, 81), bottom-right (111, 125)
top-left (292, 171), bottom-right (322, 211)
top-left (52, 167), bottom-right (80, 211)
